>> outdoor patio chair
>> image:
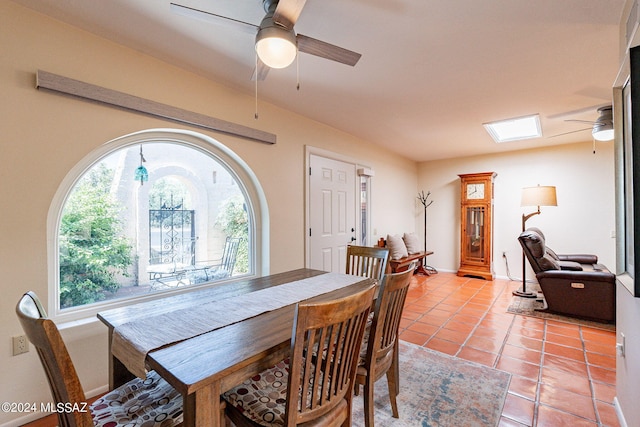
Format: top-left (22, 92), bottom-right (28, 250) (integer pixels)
top-left (188, 236), bottom-right (242, 283)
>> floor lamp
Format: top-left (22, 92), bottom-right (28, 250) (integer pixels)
top-left (513, 185), bottom-right (557, 298)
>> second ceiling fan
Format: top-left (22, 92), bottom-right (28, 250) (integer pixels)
top-left (170, 0), bottom-right (362, 80)
top-left (548, 105), bottom-right (614, 141)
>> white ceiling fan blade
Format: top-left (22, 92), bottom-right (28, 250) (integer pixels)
top-left (169, 3), bottom-right (258, 34)
top-left (546, 104), bottom-right (610, 120)
top-left (297, 34), bottom-right (362, 66)
top-left (547, 128), bottom-right (591, 138)
top-left (565, 119), bottom-right (596, 124)
top-left (273, 0), bottom-right (307, 29)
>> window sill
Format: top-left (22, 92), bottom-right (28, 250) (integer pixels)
top-left (58, 315), bottom-right (107, 343)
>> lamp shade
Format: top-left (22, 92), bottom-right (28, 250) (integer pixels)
top-left (134, 165), bottom-right (148, 183)
top-left (255, 25), bottom-right (297, 69)
top-left (521, 185), bottom-right (557, 207)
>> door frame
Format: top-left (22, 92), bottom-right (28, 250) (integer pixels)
top-left (304, 146), bottom-right (373, 269)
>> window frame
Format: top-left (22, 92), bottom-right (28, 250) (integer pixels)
top-left (48, 129), bottom-right (269, 323)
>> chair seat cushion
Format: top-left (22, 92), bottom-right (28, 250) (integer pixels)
top-left (223, 360), bottom-right (289, 426)
top-left (91, 370), bottom-right (183, 427)
top-left (223, 358), bottom-right (335, 426)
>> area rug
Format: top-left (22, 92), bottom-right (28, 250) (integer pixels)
top-left (506, 284), bottom-right (615, 331)
top-left (351, 340), bottom-right (511, 427)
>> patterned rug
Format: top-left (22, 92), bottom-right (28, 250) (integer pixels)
top-left (506, 284), bottom-right (615, 331)
top-left (351, 341), bottom-right (511, 427)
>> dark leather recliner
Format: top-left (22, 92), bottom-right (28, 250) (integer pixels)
top-left (518, 227), bottom-right (615, 323)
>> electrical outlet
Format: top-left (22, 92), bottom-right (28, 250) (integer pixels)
top-left (12, 335), bottom-right (29, 356)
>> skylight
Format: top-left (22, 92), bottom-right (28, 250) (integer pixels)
top-left (483, 114), bottom-right (542, 143)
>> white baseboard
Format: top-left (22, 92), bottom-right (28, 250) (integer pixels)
top-left (614, 397), bottom-right (628, 427)
top-left (0, 412), bottom-right (38, 427)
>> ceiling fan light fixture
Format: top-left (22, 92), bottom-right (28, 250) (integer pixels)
top-left (255, 25), bottom-right (297, 69)
top-left (592, 124), bottom-right (614, 141)
top-left (592, 106), bottom-right (614, 141)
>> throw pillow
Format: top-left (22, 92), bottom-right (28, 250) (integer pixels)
top-left (403, 232), bottom-right (421, 254)
top-left (387, 234), bottom-right (408, 260)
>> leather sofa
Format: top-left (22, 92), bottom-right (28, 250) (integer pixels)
top-left (518, 227), bottom-right (615, 323)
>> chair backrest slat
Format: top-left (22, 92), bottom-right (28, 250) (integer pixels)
top-left (346, 245), bottom-right (389, 282)
top-left (369, 267), bottom-right (414, 363)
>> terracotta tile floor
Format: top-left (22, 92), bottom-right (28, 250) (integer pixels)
top-left (399, 272), bottom-right (619, 427)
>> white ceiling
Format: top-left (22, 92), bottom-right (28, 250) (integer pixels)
top-left (12, 0), bottom-right (625, 161)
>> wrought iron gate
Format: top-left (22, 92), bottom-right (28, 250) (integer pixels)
top-left (149, 201), bottom-right (195, 266)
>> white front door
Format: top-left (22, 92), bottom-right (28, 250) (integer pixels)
top-left (308, 154), bottom-right (357, 273)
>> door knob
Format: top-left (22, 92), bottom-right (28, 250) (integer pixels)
top-left (350, 236), bottom-right (357, 242)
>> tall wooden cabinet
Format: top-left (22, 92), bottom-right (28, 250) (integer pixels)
top-left (457, 172), bottom-right (496, 280)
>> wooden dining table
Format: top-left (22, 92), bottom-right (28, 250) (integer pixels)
top-left (97, 268), bottom-right (375, 427)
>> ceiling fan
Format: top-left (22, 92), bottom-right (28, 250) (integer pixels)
top-left (548, 105), bottom-right (614, 141)
top-left (170, 0), bottom-right (362, 80)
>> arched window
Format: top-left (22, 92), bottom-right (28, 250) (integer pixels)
top-left (49, 129), bottom-right (268, 321)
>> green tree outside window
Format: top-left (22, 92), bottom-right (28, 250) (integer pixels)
top-left (59, 164), bottom-right (133, 308)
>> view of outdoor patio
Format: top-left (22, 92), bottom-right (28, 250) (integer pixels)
top-left (58, 142), bottom-right (251, 310)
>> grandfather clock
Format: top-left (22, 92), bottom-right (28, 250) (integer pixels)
top-left (457, 172), bottom-right (496, 280)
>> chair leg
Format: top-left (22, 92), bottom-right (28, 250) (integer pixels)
top-left (386, 358), bottom-right (400, 418)
top-left (393, 339), bottom-right (400, 396)
top-left (364, 375), bottom-right (375, 427)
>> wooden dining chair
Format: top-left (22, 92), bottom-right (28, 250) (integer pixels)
top-left (15, 291), bottom-right (184, 427)
top-left (345, 245), bottom-right (389, 282)
top-left (353, 266), bottom-right (415, 427)
top-left (222, 282), bottom-right (376, 427)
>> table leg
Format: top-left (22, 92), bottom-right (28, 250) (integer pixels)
top-left (184, 382), bottom-right (222, 427)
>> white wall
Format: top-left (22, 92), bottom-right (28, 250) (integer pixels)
top-left (615, 2), bottom-right (640, 425)
top-left (417, 142), bottom-right (616, 279)
top-left (0, 3), bottom-right (417, 425)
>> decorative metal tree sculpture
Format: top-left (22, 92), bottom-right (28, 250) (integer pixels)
top-left (417, 190), bottom-right (437, 275)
